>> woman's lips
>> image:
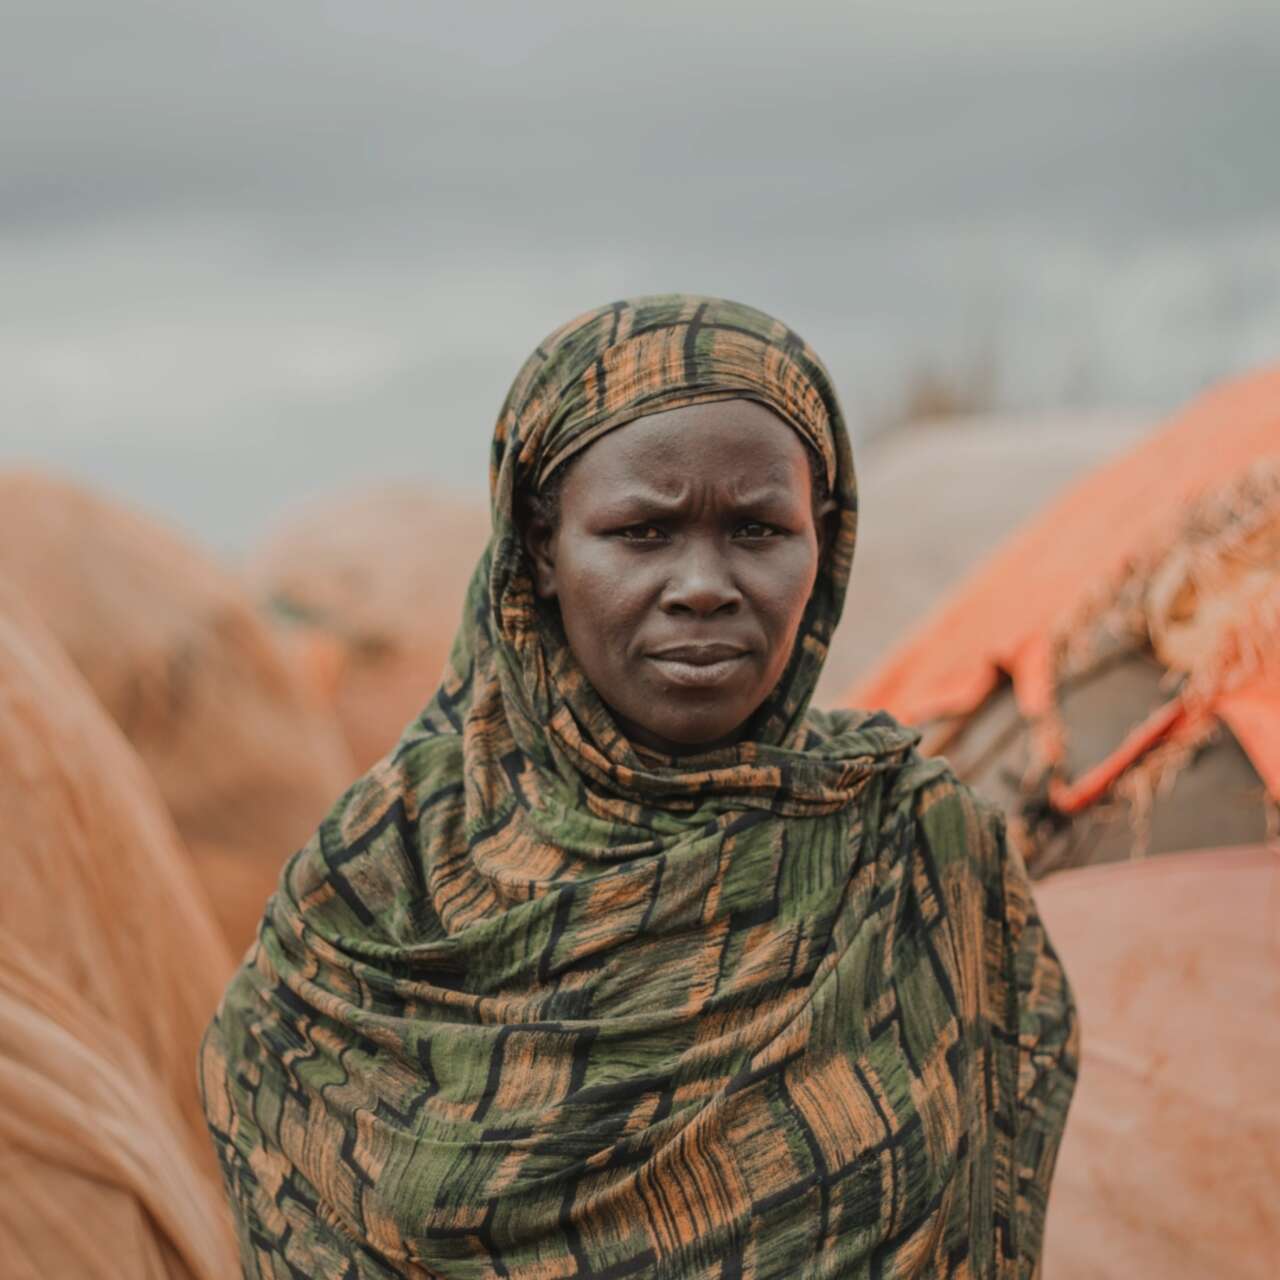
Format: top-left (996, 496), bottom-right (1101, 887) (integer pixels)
top-left (646, 644), bottom-right (750, 689)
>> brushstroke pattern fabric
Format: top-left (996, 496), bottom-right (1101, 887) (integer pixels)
top-left (201, 295), bottom-right (1077, 1278)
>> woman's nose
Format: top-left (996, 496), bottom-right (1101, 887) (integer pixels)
top-left (660, 544), bottom-right (742, 616)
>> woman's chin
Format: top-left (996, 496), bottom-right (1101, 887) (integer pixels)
top-left (616, 706), bottom-right (754, 757)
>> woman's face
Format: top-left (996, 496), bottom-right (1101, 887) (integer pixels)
top-left (525, 399), bottom-right (832, 755)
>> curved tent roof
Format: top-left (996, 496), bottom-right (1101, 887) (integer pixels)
top-left (845, 368), bottom-right (1280, 803)
top-left (247, 485), bottom-right (490, 770)
top-left (816, 411), bottom-right (1148, 703)
top-left (0, 588), bottom-right (236, 1278)
top-left (0, 472), bottom-right (355, 951)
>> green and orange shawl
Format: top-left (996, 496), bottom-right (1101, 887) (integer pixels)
top-left (201, 296), bottom-right (1077, 1279)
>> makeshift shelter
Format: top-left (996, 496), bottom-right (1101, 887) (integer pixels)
top-left (845, 369), bottom-right (1280, 872)
top-left (0, 472), bottom-right (354, 951)
top-left (1034, 846), bottom-right (1280, 1279)
top-left (816, 411), bottom-right (1149, 703)
top-left (0, 588), bottom-right (237, 1279)
top-left (247, 485), bottom-right (490, 769)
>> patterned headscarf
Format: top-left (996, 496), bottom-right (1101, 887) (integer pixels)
top-left (201, 295), bottom-right (1076, 1278)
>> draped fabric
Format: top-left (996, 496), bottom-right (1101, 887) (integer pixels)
top-left (201, 295), bottom-right (1077, 1278)
top-left (0, 586), bottom-right (237, 1280)
top-left (0, 471), bottom-right (355, 954)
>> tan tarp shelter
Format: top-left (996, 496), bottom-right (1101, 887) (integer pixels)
top-left (1035, 847), bottom-right (1280, 1279)
top-left (843, 370), bottom-right (1280, 871)
top-left (0, 588), bottom-right (237, 1278)
top-left (0, 472), bottom-right (355, 952)
top-left (815, 412), bottom-right (1149, 703)
top-left (248, 485), bottom-right (490, 770)
top-left (847, 368), bottom-right (1280, 796)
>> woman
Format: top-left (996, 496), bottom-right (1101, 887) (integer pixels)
top-left (201, 295), bottom-right (1077, 1278)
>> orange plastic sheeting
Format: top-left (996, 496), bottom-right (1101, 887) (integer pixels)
top-left (1218, 685), bottom-right (1280, 810)
top-left (0, 471), bottom-right (355, 951)
top-left (248, 486), bottom-right (490, 769)
top-left (814, 412), bottom-right (1149, 703)
top-left (1034, 847), bottom-right (1280, 1280)
top-left (847, 367), bottom-right (1280, 786)
top-left (0, 590), bottom-right (237, 1279)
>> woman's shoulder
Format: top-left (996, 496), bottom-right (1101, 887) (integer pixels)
top-left (274, 725), bottom-right (466, 942)
top-left (802, 703), bottom-right (925, 763)
top-left (322, 723), bottom-right (465, 853)
top-left (894, 748), bottom-right (1012, 903)
top-left (814, 704), bottom-right (1008, 879)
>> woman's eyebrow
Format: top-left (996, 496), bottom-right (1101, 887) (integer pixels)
top-left (590, 489), bottom-right (688, 515)
top-left (591, 483), bottom-right (799, 519)
top-left (728, 483), bottom-right (798, 506)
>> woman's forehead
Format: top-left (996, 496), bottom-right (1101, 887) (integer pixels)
top-left (564, 399), bottom-right (811, 485)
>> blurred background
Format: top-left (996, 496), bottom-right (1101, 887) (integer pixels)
top-left (6, 0), bottom-right (1280, 549)
top-left (4, 5), bottom-right (1280, 1277)
top-left (2, 2), bottom-right (1280, 1280)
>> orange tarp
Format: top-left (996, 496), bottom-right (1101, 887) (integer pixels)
top-left (248, 486), bottom-right (489, 770)
top-left (0, 471), bottom-right (355, 952)
top-left (0, 588), bottom-right (237, 1278)
top-left (846, 367), bottom-right (1280, 798)
top-left (1035, 847), bottom-right (1280, 1279)
top-left (815, 412), bottom-right (1148, 702)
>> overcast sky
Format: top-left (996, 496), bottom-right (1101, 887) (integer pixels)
top-left (5, 1), bottom-right (1280, 548)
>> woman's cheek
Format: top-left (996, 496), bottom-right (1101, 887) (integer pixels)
top-left (598, 552), bottom-right (660, 612)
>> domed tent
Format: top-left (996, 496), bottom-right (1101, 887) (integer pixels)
top-left (844, 368), bottom-right (1280, 872)
top-left (816, 411), bottom-right (1149, 704)
top-left (247, 485), bottom-right (490, 770)
top-left (0, 473), bottom-right (354, 951)
top-left (0, 588), bottom-right (237, 1279)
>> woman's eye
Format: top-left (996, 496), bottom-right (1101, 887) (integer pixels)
top-left (736, 521), bottom-right (779, 539)
top-left (618, 524), bottom-right (666, 542)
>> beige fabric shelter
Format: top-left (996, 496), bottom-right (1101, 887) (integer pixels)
top-left (0, 588), bottom-right (237, 1279)
top-left (841, 372), bottom-right (1280, 871)
top-left (248, 485), bottom-right (490, 769)
top-left (1035, 846), bottom-right (1280, 1279)
top-left (0, 471), bottom-right (355, 952)
top-left (817, 412), bottom-right (1149, 703)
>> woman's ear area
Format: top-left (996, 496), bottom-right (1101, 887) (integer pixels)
top-left (815, 495), bottom-right (841, 559)
top-left (520, 501), bottom-right (559, 600)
